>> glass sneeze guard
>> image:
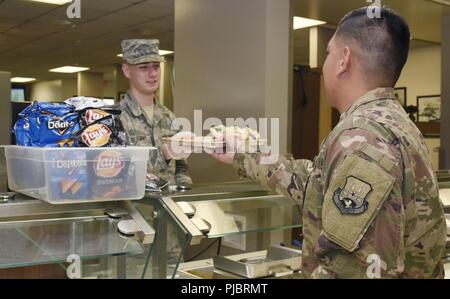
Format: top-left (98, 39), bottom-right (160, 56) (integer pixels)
top-left (0, 216), bottom-right (143, 269)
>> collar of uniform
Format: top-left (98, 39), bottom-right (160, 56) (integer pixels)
top-left (123, 90), bottom-right (161, 118)
top-left (152, 100), bottom-right (167, 125)
top-left (123, 91), bottom-right (143, 117)
top-left (340, 87), bottom-right (395, 120)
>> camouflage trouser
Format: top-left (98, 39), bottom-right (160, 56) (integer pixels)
top-left (175, 160), bottom-right (193, 186)
top-left (147, 157), bottom-right (192, 186)
top-left (166, 219), bottom-right (186, 265)
top-left (174, 173), bottom-right (193, 186)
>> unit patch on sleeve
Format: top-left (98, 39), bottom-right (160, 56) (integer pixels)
top-left (333, 176), bottom-right (372, 215)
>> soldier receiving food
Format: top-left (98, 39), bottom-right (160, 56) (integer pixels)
top-left (209, 7), bottom-right (447, 278)
top-left (120, 39), bottom-right (192, 263)
top-left (119, 39), bottom-right (193, 189)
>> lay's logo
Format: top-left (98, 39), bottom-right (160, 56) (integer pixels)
top-left (94, 151), bottom-right (125, 178)
top-left (81, 124), bottom-right (112, 147)
top-left (85, 109), bottom-right (110, 125)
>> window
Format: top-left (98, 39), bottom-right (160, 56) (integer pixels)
top-left (11, 88), bottom-right (26, 102)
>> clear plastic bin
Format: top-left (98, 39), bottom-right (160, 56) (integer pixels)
top-left (3, 146), bottom-right (155, 204)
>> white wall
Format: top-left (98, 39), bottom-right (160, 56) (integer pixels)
top-left (29, 70), bottom-right (130, 104)
top-left (397, 45), bottom-right (441, 107)
top-left (30, 80), bottom-right (62, 102)
top-left (114, 65), bottom-right (130, 102)
top-left (103, 79), bottom-right (115, 99)
top-left (396, 45), bottom-right (442, 170)
top-left (31, 79), bottom-right (77, 102)
top-left (78, 72), bottom-right (103, 98)
top-left (61, 78), bottom-right (77, 100)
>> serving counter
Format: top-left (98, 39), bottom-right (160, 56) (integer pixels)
top-left (0, 180), bottom-right (302, 279)
top-left (0, 173), bottom-right (448, 279)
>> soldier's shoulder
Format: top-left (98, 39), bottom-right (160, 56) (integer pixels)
top-left (155, 102), bottom-right (176, 118)
top-left (119, 100), bottom-right (132, 117)
top-left (338, 113), bottom-right (396, 143)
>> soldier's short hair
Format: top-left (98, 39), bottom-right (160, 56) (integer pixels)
top-left (335, 7), bottom-right (410, 86)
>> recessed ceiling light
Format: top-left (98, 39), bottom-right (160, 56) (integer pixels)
top-left (159, 50), bottom-right (174, 56)
top-left (28, 0), bottom-right (72, 5)
top-left (28, 0), bottom-right (72, 4)
top-left (117, 50), bottom-right (174, 58)
top-left (49, 66), bottom-right (90, 73)
top-left (11, 77), bottom-right (36, 83)
top-left (293, 17), bottom-right (326, 30)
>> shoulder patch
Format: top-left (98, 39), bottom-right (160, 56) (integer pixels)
top-left (323, 154), bottom-right (395, 252)
top-left (333, 176), bottom-right (372, 215)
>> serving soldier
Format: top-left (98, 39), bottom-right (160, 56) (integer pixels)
top-left (120, 39), bottom-right (192, 188)
top-left (210, 7), bottom-right (447, 278)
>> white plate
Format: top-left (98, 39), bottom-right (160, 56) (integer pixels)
top-left (163, 137), bottom-right (224, 149)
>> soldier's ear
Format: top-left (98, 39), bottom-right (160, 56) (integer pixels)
top-left (337, 46), bottom-right (351, 77)
top-left (122, 63), bottom-right (131, 79)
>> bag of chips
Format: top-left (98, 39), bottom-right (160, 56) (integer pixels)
top-left (88, 149), bottom-right (137, 199)
top-left (48, 150), bottom-right (90, 200)
top-left (13, 102), bottom-right (81, 147)
top-left (75, 113), bottom-right (126, 147)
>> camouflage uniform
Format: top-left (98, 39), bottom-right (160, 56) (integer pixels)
top-left (234, 88), bottom-right (447, 278)
top-left (121, 39), bottom-right (165, 64)
top-left (120, 39), bottom-right (190, 265)
top-left (120, 91), bottom-right (192, 185)
top-left (120, 39), bottom-right (192, 186)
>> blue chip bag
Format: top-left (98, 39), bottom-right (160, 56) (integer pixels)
top-left (13, 118), bottom-right (32, 146)
top-left (13, 101), bottom-right (81, 147)
top-left (38, 112), bottom-right (80, 147)
top-left (47, 150), bottom-right (90, 201)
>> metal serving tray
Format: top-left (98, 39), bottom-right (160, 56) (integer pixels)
top-left (213, 245), bottom-right (301, 278)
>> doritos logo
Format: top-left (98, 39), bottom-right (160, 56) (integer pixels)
top-left (81, 124), bottom-right (112, 147)
top-left (94, 151), bottom-right (125, 178)
top-left (85, 109), bottom-right (110, 125)
top-left (55, 160), bottom-right (87, 176)
top-left (48, 117), bottom-right (75, 136)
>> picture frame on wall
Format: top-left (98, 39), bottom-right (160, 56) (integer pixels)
top-left (394, 87), bottom-right (407, 107)
top-left (417, 95), bottom-right (441, 122)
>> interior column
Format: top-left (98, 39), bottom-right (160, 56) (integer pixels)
top-left (174, 0), bottom-right (293, 183)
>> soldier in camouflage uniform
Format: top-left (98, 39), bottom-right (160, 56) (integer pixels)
top-left (211, 8), bottom-right (447, 278)
top-left (120, 39), bottom-right (192, 187)
top-left (120, 39), bottom-right (191, 264)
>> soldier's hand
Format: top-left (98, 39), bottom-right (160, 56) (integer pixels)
top-left (208, 128), bottom-right (250, 164)
top-left (163, 131), bottom-right (195, 160)
top-left (210, 151), bottom-right (236, 165)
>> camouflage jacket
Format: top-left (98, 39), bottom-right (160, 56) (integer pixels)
top-left (120, 91), bottom-right (192, 185)
top-left (234, 88), bottom-right (447, 279)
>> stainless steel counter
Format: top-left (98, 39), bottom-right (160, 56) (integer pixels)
top-left (176, 250), bottom-right (302, 279)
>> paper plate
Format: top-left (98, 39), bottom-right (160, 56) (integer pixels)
top-left (163, 136), bottom-right (225, 150)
